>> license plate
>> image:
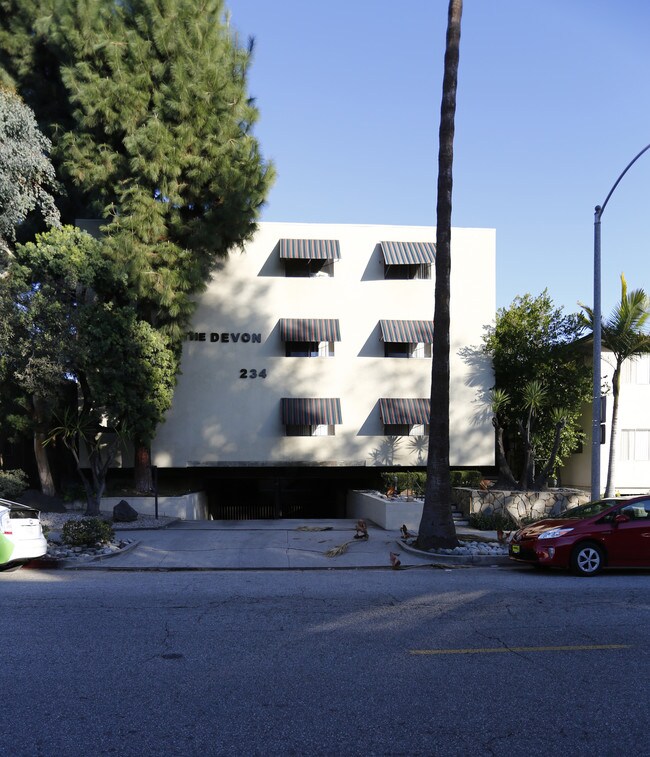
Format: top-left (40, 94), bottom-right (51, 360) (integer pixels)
top-left (511, 545), bottom-right (520, 554)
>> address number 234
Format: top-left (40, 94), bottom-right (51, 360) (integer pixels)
top-left (240, 368), bottom-right (267, 379)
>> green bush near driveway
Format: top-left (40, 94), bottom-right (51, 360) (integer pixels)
top-left (61, 518), bottom-right (114, 547)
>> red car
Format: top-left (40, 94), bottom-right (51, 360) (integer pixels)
top-left (509, 496), bottom-right (650, 576)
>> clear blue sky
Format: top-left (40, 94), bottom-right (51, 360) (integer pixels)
top-left (228, 0), bottom-right (650, 316)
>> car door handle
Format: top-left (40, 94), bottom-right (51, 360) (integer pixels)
top-left (642, 533), bottom-right (650, 538)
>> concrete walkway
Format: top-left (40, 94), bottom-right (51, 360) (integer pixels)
top-left (59, 519), bottom-right (509, 571)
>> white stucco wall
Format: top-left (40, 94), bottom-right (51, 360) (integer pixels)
top-left (151, 222), bottom-right (496, 470)
top-left (563, 353), bottom-right (650, 494)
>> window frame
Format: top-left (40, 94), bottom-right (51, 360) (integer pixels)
top-left (285, 340), bottom-right (335, 357)
top-left (285, 423), bottom-right (336, 437)
top-left (383, 423), bottom-right (430, 437)
top-left (383, 262), bottom-right (431, 280)
top-left (284, 259), bottom-right (335, 278)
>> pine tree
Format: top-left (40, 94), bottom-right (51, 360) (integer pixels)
top-left (1, 0), bottom-right (275, 490)
top-left (0, 88), bottom-right (60, 265)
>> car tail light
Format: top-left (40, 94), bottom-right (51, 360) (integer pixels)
top-left (1, 512), bottom-right (12, 535)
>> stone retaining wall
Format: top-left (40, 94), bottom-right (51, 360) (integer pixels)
top-left (451, 487), bottom-right (590, 526)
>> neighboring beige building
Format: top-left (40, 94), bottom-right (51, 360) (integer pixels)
top-left (150, 222), bottom-right (496, 518)
top-left (563, 352), bottom-right (650, 495)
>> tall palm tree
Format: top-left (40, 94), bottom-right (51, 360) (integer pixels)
top-left (417, 0), bottom-right (463, 550)
top-left (582, 274), bottom-right (650, 497)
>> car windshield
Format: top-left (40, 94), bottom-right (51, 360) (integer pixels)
top-left (561, 500), bottom-right (617, 519)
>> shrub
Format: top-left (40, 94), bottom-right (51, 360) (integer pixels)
top-left (0, 468), bottom-right (29, 499)
top-left (468, 511), bottom-right (516, 531)
top-left (380, 471), bottom-right (426, 496)
top-left (449, 470), bottom-right (463, 486)
top-left (450, 470), bottom-right (483, 488)
top-left (461, 470), bottom-right (483, 487)
top-left (61, 518), bottom-right (114, 547)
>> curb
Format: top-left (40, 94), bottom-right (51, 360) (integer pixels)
top-left (25, 539), bottom-right (142, 570)
top-left (113, 518), bottom-right (181, 531)
top-left (399, 539), bottom-right (511, 566)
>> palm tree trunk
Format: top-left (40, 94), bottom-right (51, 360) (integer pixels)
top-left (492, 417), bottom-right (518, 489)
top-left (604, 365), bottom-right (621, 498)
top-left (417, 0), bottom-right (463, 551)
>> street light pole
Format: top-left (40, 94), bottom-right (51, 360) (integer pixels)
top-left (591, 142), bottom-right (650, 501)
top-left (591, 205), bottom-right (602, 501)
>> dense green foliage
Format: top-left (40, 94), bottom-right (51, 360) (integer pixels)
top-left (0, 88), bottom-right (60, 263)
top-left (381, 469), bottom-right (482, 496)
top-left (468, 510), bottom-right (516, 531)
top-left (381, 471), bottom-right (427, 496)
top-left (0, 226), bottom-right (177, 511)
top-left (1, 0), bottom-right (274, 341)
top-left (0, 468), bottom-right (29, 499)
top-left (483, 291), bottom-right (590, 486)
top-left (0, 0), bottom-right (274, 491)
top-left (61, 517), bottom-right (114, 547)
top-left (449, 470), bottom-right (483, 487)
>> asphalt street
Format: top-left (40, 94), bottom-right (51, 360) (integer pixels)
top-left (2, 566), bottom-right (649, 757)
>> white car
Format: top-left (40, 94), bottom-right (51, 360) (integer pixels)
top-left (0, 498), bottom-right (48, 571)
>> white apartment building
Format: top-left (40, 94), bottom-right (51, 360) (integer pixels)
top-left (150, 222), bottom-right (496, 518)
top-left (564, 352), bottom-right (650, 495)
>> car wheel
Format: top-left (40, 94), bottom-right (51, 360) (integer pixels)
top-left (570, 543), bottom-right (604, 576)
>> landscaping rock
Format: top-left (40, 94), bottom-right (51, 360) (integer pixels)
top-left (113, 500), bottom-right (138, 522)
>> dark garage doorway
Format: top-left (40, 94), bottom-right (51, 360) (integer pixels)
top-left (205, 469), bottom-right (373, 520)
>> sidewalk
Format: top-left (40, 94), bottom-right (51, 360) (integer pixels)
top-left (46, 519), bottom-right (511, 571)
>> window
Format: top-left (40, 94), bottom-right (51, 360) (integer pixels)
top-left (621, 355), bottom-right (650, 385)
top-left (383, 262), bottom-right (431, 280)
top-left (280, 319), bottom-right (340, 356)
top-left (410, 342), bottom-right (432, 358)
top-left (285, 424), bottom-right (335, 437)
top-left (284, 259), bottom-right (334, 278)
top-left (384, 342), bottom-right (410, 358)
top-left (383, 423), bottom-right (411, 436)
top-left (384, 342), bottom-right (431, 358)
top-left (379, 242), bottom-right (435, 280)
top-left (380, 320), bottom-right (433, 358)
top-left (279, 239), bottom-right (340, 278)
top-left (620, 430), bottom-right (650, 461)
top-left (281, 397), bottom-right (342, 436)
top-left (285, 340), bottom-right (334, 357)
top-left (383, 423), bottom-right (429, 437)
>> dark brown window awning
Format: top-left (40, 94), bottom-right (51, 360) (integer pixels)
top-left (279, 239), bottom-right (341, 260)
top-left (379, 320), bottom-right (434, 343)
top-left (281, 398), bottom-right (343, 425)
top-left (380, 241), bottom-right (436, 265)
top-left (379, 398), bottom-right (430, 425)
top-left (280, 319), bottom-right (341, 342)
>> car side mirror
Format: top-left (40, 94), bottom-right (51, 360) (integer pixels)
top-left (614, 514), bottom-right (630, 524)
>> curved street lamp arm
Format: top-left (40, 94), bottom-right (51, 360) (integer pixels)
top-left (597, 142), bottom-right (650, 219)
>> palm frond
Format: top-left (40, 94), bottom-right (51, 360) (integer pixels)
top-left (325, 541), bottom-right (352, 557)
